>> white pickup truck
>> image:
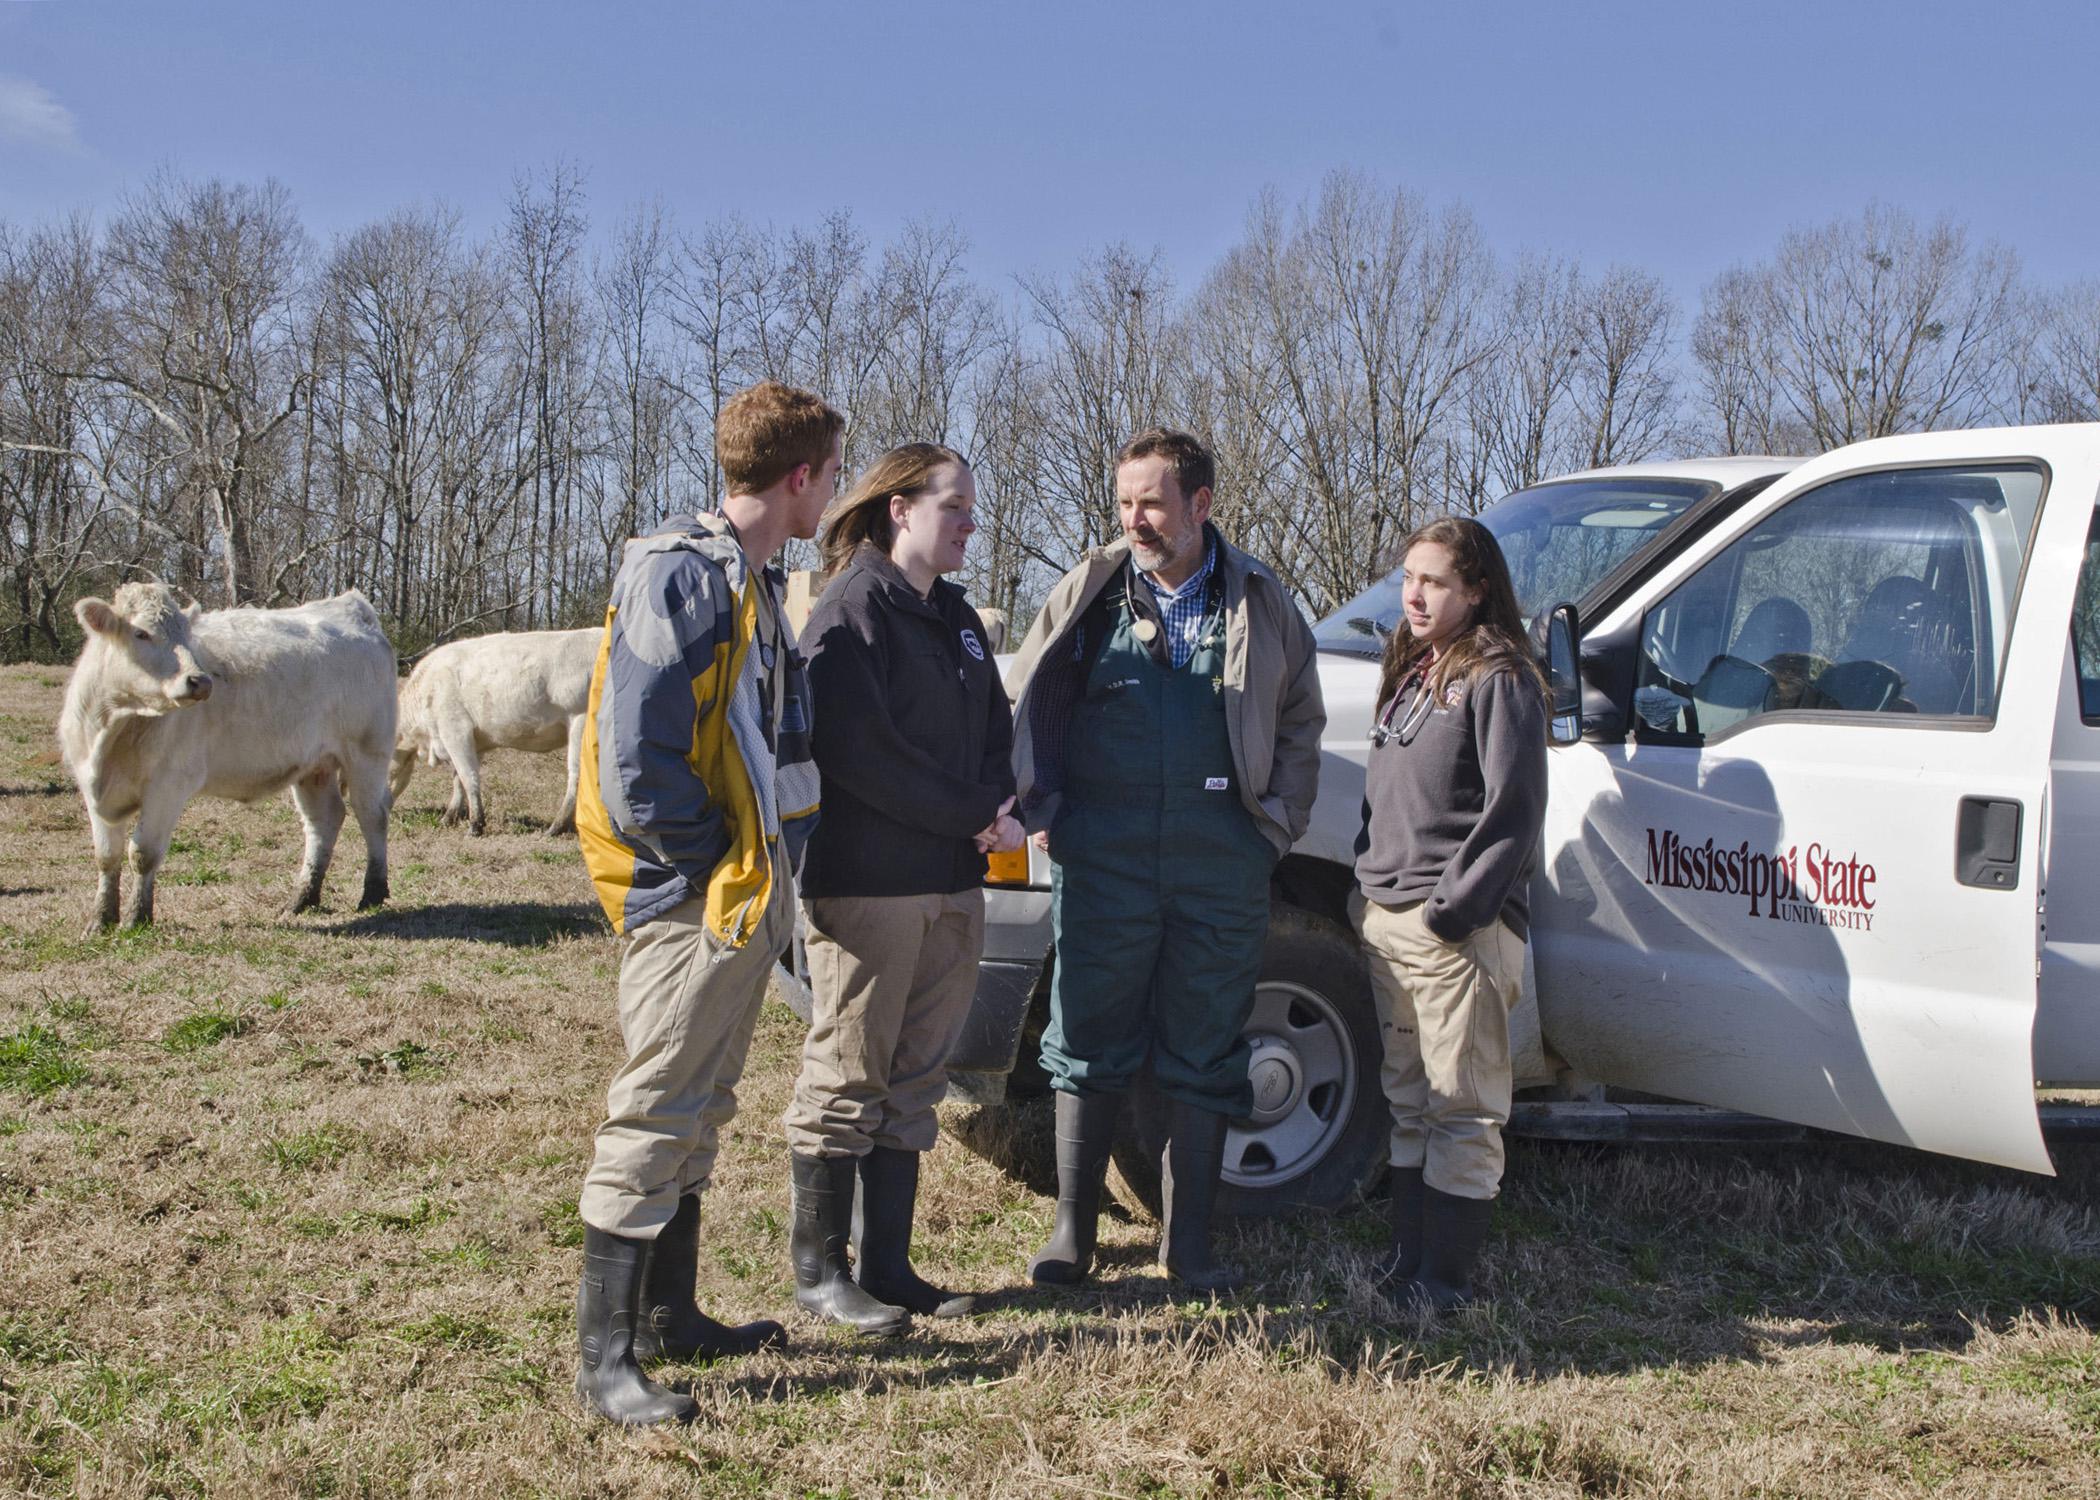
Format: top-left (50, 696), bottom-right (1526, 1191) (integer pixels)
top-left (948, 422), bottom-right (2100, 1216)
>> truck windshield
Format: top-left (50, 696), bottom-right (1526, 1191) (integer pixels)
top-left (1311, 477), bottom-right (1718, 655)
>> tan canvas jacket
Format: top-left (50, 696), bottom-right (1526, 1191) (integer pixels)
top-left (1006, 529), bottom-right (1325, 856)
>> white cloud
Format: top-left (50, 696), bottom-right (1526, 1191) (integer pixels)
top-left (0, 74), bottom-right (81, 152)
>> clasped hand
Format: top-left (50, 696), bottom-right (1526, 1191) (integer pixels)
top-left (973, 795), bottom-right (1025, 854)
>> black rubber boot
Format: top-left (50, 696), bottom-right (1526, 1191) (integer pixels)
top-left (575, 1225), bottom-right (699, 1426)
top-left (855, 1147), bottom-right (976, 1318)
top-left (789, 1152), bottom-right (911, 1336)
top-left (1394, 1186), bottom-right (1494, 1313)
top-left (635, 1193), bottom-right (789, 1362)
top-left (1158, 1100), bottom-right (1243, 1294)
top-left (1372, 1165), bottom-right (1425, 1283)
top-left (1028, 1089), bottom-right (1120, 1286)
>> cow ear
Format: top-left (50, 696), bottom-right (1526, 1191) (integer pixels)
top-left (75, 598), bottom-right (122, 636)
top-left (175, 591), bottom-right (203, 620)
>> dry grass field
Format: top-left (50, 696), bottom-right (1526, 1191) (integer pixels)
top-left (3, 660), bottom-right (2099, 1498)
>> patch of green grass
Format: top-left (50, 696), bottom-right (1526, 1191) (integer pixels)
top-left (295, 1195), bottom-right (454, 1239)
top-left (356, 1038), bottom-right (447, 1080)
top-left (162, 861), bottom-right (230, 887)
top-left (1477, 1418), bottom-right (1653, 1490)
top-left (0, 1317), bottom-right (74, 1365)
top-left (0, 1116), bottom-right (24, 1137)
top-left (265, 1123), bottom-right (357, 1171)
top-left (352, 1195), bottom-right (450, 1233)
top-left (227, 1180), bottom-right (278, 1211)
top-left (540, 1196), bottom-right (584, 1248)
top-left (55, 1354), bottom-right (159, 1430)
top-left (0, 1024), bottom-right (87, 1097)
top-left (713, 1244), bottom-right (764, 1281)
top-left (514, 1144), bottom-right (581, 1171)
top-left (428, 1239), bottom-right (503, 1271)
top-left (397, 1311), bottom-right (516, 1352)
top-left (167, 1316), bottom-right (343, 1435)
top-left (259, 988), bottom-right (297, 1011)
top-left (476, 1017), bottom-right (528, 1044)
top-left (1856, 1232), bottom-right (2100, 1313)
top-left (45, 995), bottom-right (92, 1023)
top-left (1993, 1348), bottom-right (2100, 1432)
top-left (475, 1357), bottom-right (550, 1411)
top-left (164, 1007), bottom-right (252, 1052)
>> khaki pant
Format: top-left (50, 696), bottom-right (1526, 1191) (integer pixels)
top-left (783, 890), bottom-right (985, 1157)
top-left (580, 882), bottom-right (794, 1237)
top-left (1352, 894), bottom-right (1527, 1201)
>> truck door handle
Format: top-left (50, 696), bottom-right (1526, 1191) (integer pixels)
top-left (1955, 797), bottom-right (2022, 891)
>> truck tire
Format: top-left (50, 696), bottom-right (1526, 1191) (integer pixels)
top-left (1110, 903), bottom-right (1386, 1220)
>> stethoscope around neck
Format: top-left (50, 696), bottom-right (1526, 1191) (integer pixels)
top-left (1370, 670), bottom-right (1437, 748)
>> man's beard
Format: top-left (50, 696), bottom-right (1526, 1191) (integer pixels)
top-left (1128, 533), bottom-right (1181, 574)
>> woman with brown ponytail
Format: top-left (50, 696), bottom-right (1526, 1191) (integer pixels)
top-left (781, 443), bottom-right (1021, 1334)
top-left (1352, 516), bottom-right (1549, 1313)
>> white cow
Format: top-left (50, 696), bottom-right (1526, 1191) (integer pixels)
top-left (59, 582), bottom-right (397, 930)
top-left (388, 628), bottom-right (600, 837)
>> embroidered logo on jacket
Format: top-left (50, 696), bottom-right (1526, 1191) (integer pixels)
top-left (960, 628), bottom-right (985, 661)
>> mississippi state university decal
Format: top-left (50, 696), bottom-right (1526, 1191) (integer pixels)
top-left (1643, 828), bottom-right (1878, 932)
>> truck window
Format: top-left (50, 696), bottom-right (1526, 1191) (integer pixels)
top-left (1631, 465), bottom-right (2045, 740)
top-left (1311, 477), bottom-right (1714, 654)
top-left (2077, 508), bottom-right (2100, 721)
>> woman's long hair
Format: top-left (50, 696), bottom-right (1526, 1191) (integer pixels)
top-left (1375, 516), bottom-right (1547, 710)
top-left (817, 442), bottom-right (969, 578)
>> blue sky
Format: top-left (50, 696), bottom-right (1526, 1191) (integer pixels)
top-left (2, 0), bottom-right (2096, 310)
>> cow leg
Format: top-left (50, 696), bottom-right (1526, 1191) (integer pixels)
top-left (123, 789), bottom-right (188, 929)
top-left (546, 713), bottom-right (584, 837)
top-left (437, 720), bottom-right (487, 835)
top-left (387, 747), bottom-right (418, 808)
top-left (86, 807), bottom-right (129, 934)
top-left (441, 774), bottom-right (467, 825)
top-left (286, 770), bottom-right (346, 915)
top-left (343, 760), bottom-right (391, 911)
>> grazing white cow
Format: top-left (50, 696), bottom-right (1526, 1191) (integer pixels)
top-left (58, 582), bottom-right (397, 930)
top-left (388, 627), bottom-right (600, 837)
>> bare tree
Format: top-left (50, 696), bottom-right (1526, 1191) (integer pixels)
top-left (1194, 173), bottom-right (1496, 612)
top-left (1468, 254), bottom-right (1583, 497)
top-left (501, 164), bottom-right (592, 626)
top-left (0, 218), bottom-right (131, 653)
top-left (1020, 243), bottom-right (1183, 564)
top-left (1701, 205), bottom-right (2021, 452)
top-left (83, 173), bottom-right (311, 605)
top-left (593, 199), bottom-right (677, 565)
top-left (2033, 281), bottom-right (2100, 422)
top-left (1570, 265), bottom-right (1680, 467)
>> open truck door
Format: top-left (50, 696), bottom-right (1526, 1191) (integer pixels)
top-left (1532, 426), bottom-right (2100, 1175)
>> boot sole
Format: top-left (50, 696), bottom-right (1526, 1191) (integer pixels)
top-left (1027, 1260), bottom-right (1092, 1286)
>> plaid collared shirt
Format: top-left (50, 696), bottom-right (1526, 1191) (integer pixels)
top-left (1140, 539), bottom-right (1218, 669)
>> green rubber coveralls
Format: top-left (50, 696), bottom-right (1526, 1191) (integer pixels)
top-left (1041, 573), bottom-right (1273, 1113)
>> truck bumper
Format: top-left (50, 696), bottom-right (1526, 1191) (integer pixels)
top-left (947, 958), bottom-right (1042, 1104)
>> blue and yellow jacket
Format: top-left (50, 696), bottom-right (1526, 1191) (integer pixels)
top-left (577, 513), bottom-right (820, 940)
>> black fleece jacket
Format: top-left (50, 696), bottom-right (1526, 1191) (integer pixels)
top-left (799, 544), bottom-right (1016, 898)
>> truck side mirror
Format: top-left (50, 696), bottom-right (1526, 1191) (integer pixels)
top-left (1546, 603), bottom-right (1582, 746)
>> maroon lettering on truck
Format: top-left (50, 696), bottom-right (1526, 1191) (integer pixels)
top-left (1641, 828), bottom-right (1878, 933)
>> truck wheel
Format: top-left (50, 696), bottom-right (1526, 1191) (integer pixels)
top-left (1110, 903), bottom-right (1386, 1220)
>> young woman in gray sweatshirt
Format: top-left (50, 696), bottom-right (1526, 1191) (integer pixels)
top-left (1352, 516), bottom-right (1548, 1314)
